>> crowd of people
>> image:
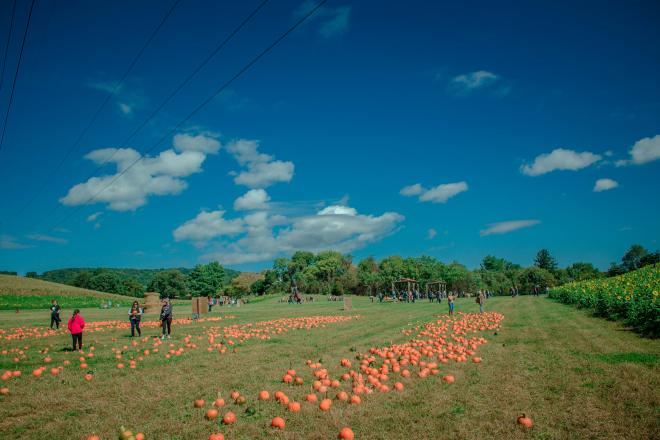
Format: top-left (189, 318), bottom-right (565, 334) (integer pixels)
top-left (49, 297), bottom-right (176, 351)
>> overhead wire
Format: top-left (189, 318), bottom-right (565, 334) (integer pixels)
top-left (0, 0), bottom-right (18, 92)
top-left (42, 0), bottom-right (327, 234)
top-left (0, 0), bottom-right (37, 153)
top-left (8, 0), bottom-right (183, 220)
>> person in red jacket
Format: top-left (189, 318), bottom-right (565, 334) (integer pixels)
top-left (67, 309), bottom-right (85, 351)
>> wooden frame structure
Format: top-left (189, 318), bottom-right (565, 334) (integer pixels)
top-left (392, 277), bottom-right (419, 296)
top-left (426, 280), bottom-right (447, 298)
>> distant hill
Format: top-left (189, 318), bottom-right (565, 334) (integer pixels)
top-left (37, 267), bottom-right (240, 289)
top-left (0, 274), bottom-right (136, 310)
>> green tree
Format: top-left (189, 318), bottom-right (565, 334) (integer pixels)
top-left (358, 256), bottom-right (381, 295)
top-left (25, 271), bottom-right (38, 278)
top-left (72, 270), bottom-right (92, 289)
top-left (121, 277), bottom-right (145, 297)
top-left (566, 262), bottom-right (601, 282)
top-left (534, 249), bottom-right (557, 272)
top-left (147, 269), bottom-right (188, 299)
top-left (188, 262), bottom-right (225, 297)
top-left (88, 271), bottom-right (123, 294)
top-left (518, 267), bottom-right (556, 293)
top-left (621, 244), bottom-right (648, 272)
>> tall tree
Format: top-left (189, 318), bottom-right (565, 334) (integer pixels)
top-left (621, 244), bottom-right (648, 272)
top-left (147, 269), bottom-right (188, 299)
top-left (188, 262), bottom-right (225, 297)
top-left (566, 262), bottom-right (601, 282)
top-left (534, 249), bottom-right (557, 271)
top-left (357, 256), bottom-right (381, 295)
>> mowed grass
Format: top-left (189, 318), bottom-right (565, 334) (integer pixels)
top-left (0, 275), bottom-right (135, 309)
top-left (0, 296), bottom-right (658, 440)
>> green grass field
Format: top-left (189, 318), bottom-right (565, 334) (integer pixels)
top-left (0, 275), bottom-right (135, 310)
top-left (0, 295), bottom-right (658, 439)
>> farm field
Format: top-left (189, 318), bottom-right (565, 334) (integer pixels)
top-left (0, 295), bottom-right (658, 440)
top-left (0, 275), bottom-right (136, 310)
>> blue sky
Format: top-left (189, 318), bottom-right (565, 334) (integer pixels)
top-left (0, 0), bottom-right (659, 274)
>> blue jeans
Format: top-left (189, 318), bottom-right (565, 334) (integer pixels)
top-left (479, 303), bottom-right (484, 313)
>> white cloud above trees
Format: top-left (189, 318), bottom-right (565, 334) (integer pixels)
top-left (521, 148), bottom-right (601, 176)
top-left (60, 134), bottom-right (219, 211)
top-left (400, 182), bottom-right (468, 204)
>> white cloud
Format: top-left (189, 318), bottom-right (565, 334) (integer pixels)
top-left (173, 133), bottom-right (221, 154)
top-left (400, 182), bottom-right (468, 204)
top-left (448, 70), bottom-right (502, 96)
top-left (295, 2), bottom-right (351, 39)
top-left (234, 160), bottom-right (294, 188)
top-left (234, 189), bottom-right (271, 211)
top-left (419, 182), bottom-right (469, 203)
top-left (27, 234), bottom-right (68, 245)
top-left (176, 204), bottom-right (404, 265)
top-left (0, 235), bottom-right (31, 249)
top-left (451, 71), bottom-right (498, 89)
top-left (226, 139), bottom-right (294, 188)
top-left (173, 209), bottom-right (244, 246)
top-left (60, 134), bottom-right (217, 211)
top-left (627, 135), bottom-right (660, 165)
top-left (480, 220), bottom-right (540, 236)
top-left (399, 183), bottom-right (423, 196)
top-left (521, 148), bottom-right (602, 176)
top-left (593, 178), bottom-right (619, 192)
top-left (118, 102), bottom-right (133, 116)
top-left (87, 79), bottom-right (145, 118)
top-left (427, 228), bottom-right (437, 240)
top-left (87, 212), bottom-right (102, 222)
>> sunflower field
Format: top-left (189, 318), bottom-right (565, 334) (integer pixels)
top-left (549, 263), bottom-right (659, 337)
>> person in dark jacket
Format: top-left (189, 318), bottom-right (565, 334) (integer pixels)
top-left (128, 301), bottom-right (143, 337)
top-left (50, 299), bottom-right (61, 329)
top-left (160, 298), bottom-right (173, 339)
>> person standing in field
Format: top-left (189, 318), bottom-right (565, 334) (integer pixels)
top-left (67, 309), bottom-right (85, 351)
top-left (447, 293), bottom-right (455, 316)
top-left (477, 290), bottom-right (486, 313)
top-left (160, 298), bottom-right (173, 339)
top-left (207, 295), bottom-right (213, 312)
top-left (128, 300), bottom-right (143, 337)
top-left (50, 299), bottom-right (61, 329)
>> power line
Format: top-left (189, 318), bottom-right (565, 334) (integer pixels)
top-left (0, 0), bottom-right (18, 92)
top-left (8, 0), bottom-right (183, 221)
top-left (0, 0), bottom-right (36, 153)
top-left (24, 0), bottom-right (271, 231)
top-left (45, 0), bottom-right (327, 234)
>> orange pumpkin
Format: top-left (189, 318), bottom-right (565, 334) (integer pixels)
top-left (208, 434), bottom-right (225, 440)
top-left (517, 414), bottom-right (533, 428)
top-left (222, 411), bottom-right (236, 424)
top-left (205, 409), bottom-right (219, 420)
top-left (271, 416), bottom-right (285, 429)
top-left (193, 399), bottom-right (205, 408)
top-left (319, 398), bottom-right (332, 411)
top-left (258, 390), bottom-right (270, 400)
top-left (338, 427), bottom-right (355, 440)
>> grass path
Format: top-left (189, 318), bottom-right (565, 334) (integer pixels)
top-left (0, 296), bottom-right (658, 439)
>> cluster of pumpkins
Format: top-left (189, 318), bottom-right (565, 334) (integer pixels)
top-left (206, 315), bottom-right (361, 345)
top-left (173, 311), bottom-right (528, 440)
top-left (3, 310), bottom-right (535, 439)
top-left (0, 316), bottom-right (234, 342)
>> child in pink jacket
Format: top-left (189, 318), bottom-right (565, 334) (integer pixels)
top-left (67, 309), bottom-right (85, 351)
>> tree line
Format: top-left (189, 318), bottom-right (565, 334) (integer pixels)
top-left (6, 243), bottom-right (657, 299)
top-left (247, 244), bottom-right (659, 298)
